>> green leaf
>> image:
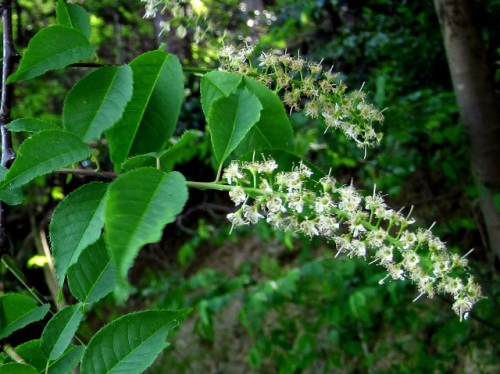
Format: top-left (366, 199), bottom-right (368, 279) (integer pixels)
top-left (0, 363), bottom-right (38, 374)
top-left (67, 237), bottom-right (117, 304)
top-left (238, 76), bottom-right (294, 153)
top-left (106, 50), bottom-right (184, 171)
top-left (50, 182), bottom-right (108, 285)
top-left (0, 130), bottom-right (91, 192)
top-left (63, 66), bottom-right (133, 142)
top-left (0, 294), bottom-right (50, 339)
top-left (9, 340), bottom-right (46, 371)
top-left (47, 345), bottom-right (85, 374)
top-left (158, 130), bottom-right (203, 172)
top-left (104, 169), bottom-right (188, 297)
top-left (208, 87), bottom-right (262, 165)
top-left (81, 309), bottom-right (191, 374)
top-left (41, 304), bottom-right (84, 360)
top-left (56, 0), bottom-right (91, 39)
top-left (200, 71), bottom-right (242, 116)
top-left (10, 340), bottom-right (84, 374)
top-left (0, 166), bottom-right (23, 205)
top-left (7, 26), bottom-right (95, 83)
top-left (122, 130), bottom-right (204, 172)
top-left (6, 118), bottom-right (60, 133)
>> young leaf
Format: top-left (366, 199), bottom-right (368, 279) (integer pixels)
top-left (0, 363), bottom-right (38, 374)
top-left (238, 76), bottom-right (294, 153)
top-left (63, 66), bottom-right (133, 142)
top-left (81, 309), bottom-right (191, 374)
top-left (41, 304), bottom-right (84, 360)
top-left (56, 0), bottom-right (91, 39)
top-left (104, 169), bottom-right (188, 296)
top-left (200, 71), bottom-right (242, 116)
top-left (6, 118), bottom-right (60, 133)
top-left (50, 182), bottom-right (108, 285)
top-left (106, 50), bottom-right (184, 171)
top-left (208, 87), bottom-right (262, 165)
top-left (7, 26), bottom-right (95, 83)
top-left (67, 237), bottom-right (117, 304)
top-left (0, 130), bottom-right (91, 192)
top-left (0, 294), bottom-right (50, 339)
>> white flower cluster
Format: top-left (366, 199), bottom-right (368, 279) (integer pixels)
top-left (141, 0), bottom-right (208, 43)
top-left (218, 46), bottom-right (384, 149)
top-left (223, 159), bottom-right (482, 320)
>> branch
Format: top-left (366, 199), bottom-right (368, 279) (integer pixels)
top-left (0, 0), bottom-right (16, 255)
top-left (57, 168), bottom-right (119, 179)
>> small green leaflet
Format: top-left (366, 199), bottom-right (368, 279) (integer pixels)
top-left (6, 118), bottom-right (60, 133)
top-left (208, 87), bottom-right (262, 165)
top-left (7, 26), bottom-right (95, 83)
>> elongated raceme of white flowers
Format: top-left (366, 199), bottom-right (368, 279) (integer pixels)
top-left (223, 159), bottom-right (482, 321)
top-left (218, 45), bottom-right (385, 150)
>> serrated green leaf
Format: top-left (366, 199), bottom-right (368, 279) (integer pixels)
top-left (9, 340), bottom-right (46, 371)
top-left (56, 0), bottom-right (91, 39)
top-left (104, 169), bottom-right (188, 297)
top-left (106, 50), bottom-right (184, 171)
top-left (121, 153), bottom-right (157, 172)
top-left (6, 118), bottom-right (60, 133)
top-left (81, 309), bottom-right (191, 374)
top-left (7, 26), bottom-right (95, 83)
top-left (0, 363), bottom-right (38, 374)
top-left (47, 344), bottom-right (85, 374)
top-left (0, 166), bottom-right (23, 205)
top-left (200, 71), bottom-right (242, 116)
top-left (0, 130), bottom-right (91, 192)
top-left (67, 237), bottom-right (117, 304)
top-left (208, 87), bottom-right (262, 165)
top-left (237, 76), bottom-right (294, 153)
top-left (64, 66), bottom-right (133, 142)
top-left (8, 340), bottom-right (84, 374)
top-left (41, 304), bottom-right (84, 360)
top-left (50, 182), bottom-right (108, 285)
top-left (0, 294), bottom-right (50, 339)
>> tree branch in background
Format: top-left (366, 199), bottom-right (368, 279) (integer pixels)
top-left (434, 0), bottom-right (500, 264)
top-left (0, 0), bottom-right (16, 254)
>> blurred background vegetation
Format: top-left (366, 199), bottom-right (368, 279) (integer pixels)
top-left (2, 0), bottom-right (500, 372)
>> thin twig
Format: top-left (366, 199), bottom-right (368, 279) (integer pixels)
top-left (0, 0), bottom-right (16, 255)
top-left (57, 168), bottom-right (119, 179)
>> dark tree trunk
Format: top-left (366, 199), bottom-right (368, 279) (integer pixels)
top-left (434, 0), bottom-right (500, 262)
